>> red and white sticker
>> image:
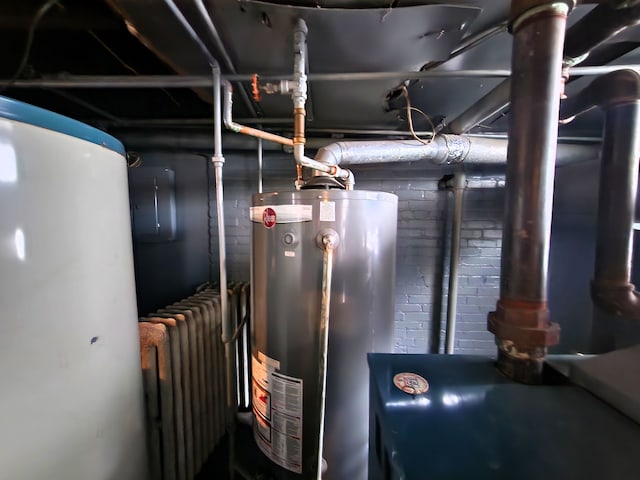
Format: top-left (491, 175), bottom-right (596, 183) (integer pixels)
top-left (393, 372), bottom-right (429, 395)
top-left (262, 207), bottom-right (277, 229)
top-left (250, 205), bottom-right (313, 225)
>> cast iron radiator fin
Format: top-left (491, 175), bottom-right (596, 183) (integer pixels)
top-left (138, 282), bottom-right (250, 480)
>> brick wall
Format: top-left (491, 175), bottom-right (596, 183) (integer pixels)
top-left (212, 170), bottom-right (505, 356)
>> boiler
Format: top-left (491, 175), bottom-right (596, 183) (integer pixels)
top-left (250, 188), bottom-right (397, 479)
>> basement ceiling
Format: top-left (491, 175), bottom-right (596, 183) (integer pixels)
top-left (1, 0), bottom-right (640, 142)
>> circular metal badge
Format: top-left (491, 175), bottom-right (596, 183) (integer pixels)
top-left (393, 372), bottom-right (429, 395)
top-left (262, 207), bottom-right (276, 229)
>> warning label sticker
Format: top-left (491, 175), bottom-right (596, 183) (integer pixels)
top-left (319, 201), bottom-right (336, 222)
top-left (252, 352), bottom-right (303, 474)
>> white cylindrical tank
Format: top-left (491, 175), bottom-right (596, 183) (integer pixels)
top-left (0, 97), bottom-right (148, 480)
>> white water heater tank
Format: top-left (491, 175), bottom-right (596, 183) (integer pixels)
top-left (0, 97), bottom-right (148, 479)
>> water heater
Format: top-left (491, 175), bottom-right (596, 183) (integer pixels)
top-left (251, 189), bottom-right (397, 479)
top-left (0, 97), bottom-right (147, 479)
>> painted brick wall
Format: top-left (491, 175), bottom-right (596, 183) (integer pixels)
top-left (211, 170), bottom-right (505, 356)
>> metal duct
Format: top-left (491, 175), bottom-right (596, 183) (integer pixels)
top-left (314, 136), bottom-right (597, 166)
top-left (487, 1), bottom-right (568, 384)
top-left (445, 0), bottom-right (640, 135)
top-left (560, 69), bottom-right (640, 319)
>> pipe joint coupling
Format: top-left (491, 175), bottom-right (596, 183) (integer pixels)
top-left (510, 1), bottom-right (571, 32)
top-left (488, 299), bottom-right (560, 348)
top-left (439, 134), bottom-right (471, 164)
top-left (591, 280), bottom-right (640, 318)
top-left (211, 154), bottom-right (225, 165)
top-left (494, 342), bottom-right (548, 384)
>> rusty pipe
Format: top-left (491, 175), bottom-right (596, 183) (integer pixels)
top-left (561, 69), bottom-right (640, 318)
top-left (316, 230), bottom-right (338, 480)
top-left (487, 1), bottom-right (568, 384)
top-left (592, 102), bottom-right (640, 317)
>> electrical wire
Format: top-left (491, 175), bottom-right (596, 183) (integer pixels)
top-left (87, 29), bottom-right (181, 108)
top-left (402, 86), bottom-right (436, 145)
top-left (1, 0), bottom-right (62, 93)
top-left (126, 152), bottom-right (142, 168)
top-left (88, 29), bottom-right (138, 75)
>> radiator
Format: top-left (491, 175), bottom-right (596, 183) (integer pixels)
top-left (138, 283), bottom-right (250, 480)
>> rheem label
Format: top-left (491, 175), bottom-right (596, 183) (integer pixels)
top-left (263, 207), bottom-right (277, 229)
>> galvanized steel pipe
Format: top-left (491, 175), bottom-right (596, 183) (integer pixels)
top-left (4, 66), bottom-right (640, 89)
top-left (445, 173), bottom-right (466, 354)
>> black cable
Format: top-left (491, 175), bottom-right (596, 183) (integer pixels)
top-left (1, 0), bottom-right (62, 93)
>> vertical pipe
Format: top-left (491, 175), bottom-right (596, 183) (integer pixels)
top-left (594, 102), bottom-right (640, 286)
top-left (257, 138), bottom-right (263, 194)
top-left (212, 64), bottom-right (236, 478)
top-left (445, 173), bottom-right (466, 354)
top-left (488, 2), bottom-right (566, 384)
top-left (591, 101), bottom-right (640, 318)
top-left (317, 231), bottom-right (338, 480)
top-left (213, 65), bottom-right (223, 160)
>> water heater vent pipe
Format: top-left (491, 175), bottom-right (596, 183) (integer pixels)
top-left (290, 19), bottom-right (354, 189)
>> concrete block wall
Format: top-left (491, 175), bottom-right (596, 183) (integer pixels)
top-left (212, 172), bottom-right (505, 356)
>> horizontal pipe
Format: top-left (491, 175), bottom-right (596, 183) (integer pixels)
top-left (564, 4), bottom-right (640, 64)
top-left (222, 80), bottom-right (293, 147)
top-left (315, 136), bottom-right (597, 166)
top-left (2, 66), bottom-right (640, 88)
top-left (446, 80), bottom-right (511, 135)
top-left (115, 131), bottom-right (283, 151)
top-left (445, 0), bottom-right (640, 135)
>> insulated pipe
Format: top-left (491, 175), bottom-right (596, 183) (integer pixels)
top-left (316, 136), bottom-right (507, 165)
top-left (445, 0), bottom-right (640, 134)
top-left (445, 173), bottom-right (466, 354)
top-left (487, 1), bottom-right (567, 384)
top-left (314, 136), bottom-right (596, 166)
top-left (560, 69), bottom-right (640, 318)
